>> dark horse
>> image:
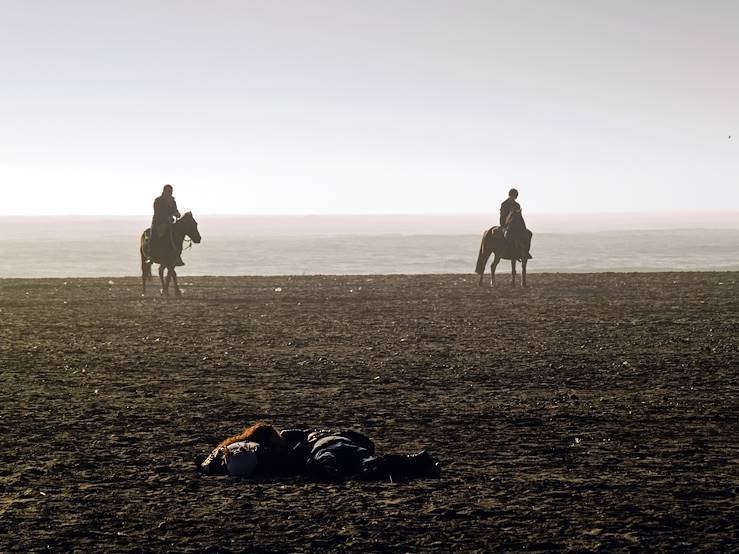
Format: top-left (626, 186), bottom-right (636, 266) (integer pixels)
top-left (139, 212), bottom-right (201, 297)
top-left (475, 211), bottom-right (532, 288)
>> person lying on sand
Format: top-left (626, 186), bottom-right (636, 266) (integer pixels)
top-left (197, 422), bottom-right (441, 482)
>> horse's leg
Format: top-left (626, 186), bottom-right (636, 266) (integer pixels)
top-left (165, 267), bottom-right (173, 296)
top-left (522, 258), bottom-right (528, 288)
top-left (172, 269), bottom-right (181, 298)
top-left (159, 265), bottom-right (167, 296)
top-left (490, 255), bottom-right (501, 287)
top-left (141, 252), bottom-right (147, 296)
top-left (511, 259), bottom-right (517, 287)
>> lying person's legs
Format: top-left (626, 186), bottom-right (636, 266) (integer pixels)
top-left (359, 451), bottom-right (441, 481)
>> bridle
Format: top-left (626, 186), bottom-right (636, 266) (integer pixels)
top-left (173, 216), bottom-right (195, 250)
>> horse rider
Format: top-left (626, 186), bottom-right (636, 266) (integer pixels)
top-left (500, 187), bottom-right (532, 260)
top-left (151, 184), bottom-right (181, 256)
top-left (500, 187), bottom-right (521, 238)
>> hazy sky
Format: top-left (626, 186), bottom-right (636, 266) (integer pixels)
top-left (1, 0), bottom-right (737, 215)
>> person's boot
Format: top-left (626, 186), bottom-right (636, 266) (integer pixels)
top-left (406, 450), bottom-right (441, 478)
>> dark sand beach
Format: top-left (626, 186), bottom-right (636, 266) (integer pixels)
top-left (1, 272), bottom-right (737, 552)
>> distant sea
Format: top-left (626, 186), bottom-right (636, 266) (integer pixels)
top-left (1, 214), bottom-right (737, 278)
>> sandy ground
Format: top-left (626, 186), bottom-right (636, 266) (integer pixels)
top-left (1, 272), bottom-right (737, 552)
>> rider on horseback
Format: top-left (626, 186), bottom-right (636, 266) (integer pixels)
top-left (500, 188), bottom-right (521, 236)
top-left (499, 187), bottom-right (532, 260)
top-left (150, 184), bottom-right (180, 260)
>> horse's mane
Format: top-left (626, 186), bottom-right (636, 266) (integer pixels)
top-left (507, 209), bottom-right (526, 231)
top-left (173, 211), bottom-right (195, 231)
top-left (217, 422), bottom-right (282, 449)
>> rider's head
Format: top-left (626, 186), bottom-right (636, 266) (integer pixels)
top-left (163, 184), bottom-right (173, 196)
top-left (509, 188), bottom-right (519, 199)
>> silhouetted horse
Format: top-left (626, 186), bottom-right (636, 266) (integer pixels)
top-left (139, 211), bottom-right (201, 296)
top-left (475, 211), bottom-right (532, 288)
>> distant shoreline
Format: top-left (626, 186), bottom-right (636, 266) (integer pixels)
top-left (1, 212), bottom-right (738, 234)
top-left (3, 225), bottom-right (737, 277)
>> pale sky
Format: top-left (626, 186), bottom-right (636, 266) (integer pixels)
top-left (0, 0), bottom-right (737, 216)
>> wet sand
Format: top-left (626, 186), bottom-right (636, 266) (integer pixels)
top-left (1, 273), bottom-right (737, 551)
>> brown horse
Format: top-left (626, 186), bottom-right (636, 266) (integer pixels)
top-left (139, 211), bottom-right (201, 296)
top-left (475, 211), bottom-right (532, 288)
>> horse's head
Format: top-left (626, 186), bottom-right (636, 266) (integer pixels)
top-left (178, 211), bottom-right (201, 243)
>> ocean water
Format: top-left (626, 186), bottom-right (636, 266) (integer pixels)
top-left (0, 215), bottom-right (737, 278)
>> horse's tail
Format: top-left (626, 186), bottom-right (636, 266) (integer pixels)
top-left (140, 230), bottom-right (153, 285)
top-left (475, 228), bottom-right (494, 275)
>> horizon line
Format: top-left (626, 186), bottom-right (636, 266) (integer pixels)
top-left (1, 210), bottom-right (738, 218)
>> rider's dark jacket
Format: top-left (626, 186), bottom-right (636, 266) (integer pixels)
top-left (500, 197), bottom-right (521, 227)
top-left (152, 195), bottom-right (180, 229)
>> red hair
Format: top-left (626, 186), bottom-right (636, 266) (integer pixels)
top-left (218, 422), bottom-right (282, 449)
